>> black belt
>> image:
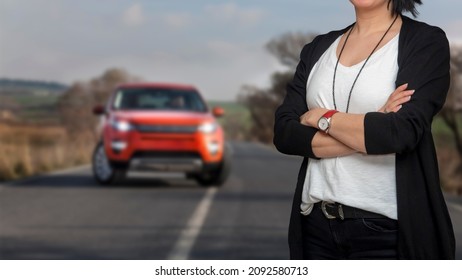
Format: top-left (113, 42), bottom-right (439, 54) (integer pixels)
top-left (317, 201), bottom-right (387, 220)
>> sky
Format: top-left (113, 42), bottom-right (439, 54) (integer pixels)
top-left (1, 0), bottom-right (461, 100)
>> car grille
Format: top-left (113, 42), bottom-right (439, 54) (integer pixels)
top-left (132, 151), bottom-right (202, 159)
top-left (135, 124), bottom-right (197, 134)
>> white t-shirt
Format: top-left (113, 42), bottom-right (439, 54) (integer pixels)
top-left (301, 33), bottom-right (399, 219)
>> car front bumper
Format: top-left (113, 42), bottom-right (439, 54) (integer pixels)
top-left (129, 157), bottom-right (203, 172)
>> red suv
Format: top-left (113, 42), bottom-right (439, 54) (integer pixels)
top-left (92, 83), bottom-right (230, 186)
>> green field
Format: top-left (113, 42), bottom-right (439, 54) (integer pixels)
top-left (12, 94), bottom-right (60, 107)
top-left (208, 100), bottom-right (249, 116)
top-left (208, 100), bottom-right (248, 114)
top-left (0, 92), bottom-right (61, 123)
top-left (207, 100), bottom-right (251, 140)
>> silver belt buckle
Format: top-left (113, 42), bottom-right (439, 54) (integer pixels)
top-left (321, 201), bottom-right (345, 220)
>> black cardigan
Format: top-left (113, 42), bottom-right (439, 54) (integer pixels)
top-left (273, 15), bottom-right (455, 259)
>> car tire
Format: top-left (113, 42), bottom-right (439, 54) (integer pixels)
top-left (195, 147), bottom-right (231, 187)
top-left (92, 142), bottom-right (127, 185)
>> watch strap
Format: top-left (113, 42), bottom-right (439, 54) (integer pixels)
top-left (319, 110), bottom-right (339, 134)
top-left (322, 110), bottom-right (339, 119)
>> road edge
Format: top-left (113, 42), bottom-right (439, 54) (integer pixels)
top-left (0, 165), bottom-right (91, 190)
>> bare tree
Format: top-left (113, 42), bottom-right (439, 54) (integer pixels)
top-left (57, 68), bottom-right (140, 141)
top-left (439, 45), bottom-right (462, 192)
top-left (441, 45), bottom-right (462, 154)
top-left (240, 32), bottom-right (317, 143)
top-left (266, 32), bottom-right (318, 68)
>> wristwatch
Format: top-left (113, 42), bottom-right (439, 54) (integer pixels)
top-left (317, 110), bottom-right (339, 134)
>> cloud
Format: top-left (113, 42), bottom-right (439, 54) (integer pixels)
top-left (122, 3), bottom-right (145, 27)
top-left (162, 12), bottom-right (193, 29)
top-left (204, 2), bottom-right (266, 26)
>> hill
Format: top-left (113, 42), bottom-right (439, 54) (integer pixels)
top-left (0, 78), bottom-right (68, 95)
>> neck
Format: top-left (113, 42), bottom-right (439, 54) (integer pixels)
top-left (354, 6), bottom-right (396, 35)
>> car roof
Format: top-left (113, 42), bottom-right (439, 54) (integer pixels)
top-left (117, 83), bottom-right (197, 91)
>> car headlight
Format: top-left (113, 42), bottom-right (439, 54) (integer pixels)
top-left (206, 141), bottom-right (220, 155)
top-left (111, 119), bottom-right (133, 132)
top-left (198, 122), bottom-right (217, 134)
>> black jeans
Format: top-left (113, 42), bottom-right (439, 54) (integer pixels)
top-left (301, 203), bottom-right (398, 260)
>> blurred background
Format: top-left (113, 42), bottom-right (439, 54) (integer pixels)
top-left (0, 0), bottom-right (461, 259)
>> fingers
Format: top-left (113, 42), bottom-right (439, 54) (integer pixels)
top-left (389, 83), bottom-right (408, 98)
top-left (390, 91), bottom-right (413, 107)
top-left (384, 91), bottom-right (414, 113)
top-left (382, 84), bottom-right (415, 113)
top-left (396, 83), bottom-right (409, 93)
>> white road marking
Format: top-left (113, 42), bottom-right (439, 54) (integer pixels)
top-left (167, 187), bottom-right (218, 260)
top-left (448, 202), bottom-right (462, 213)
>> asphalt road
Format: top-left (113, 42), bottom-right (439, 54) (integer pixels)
top-left (0, 142), bottom-right (461, 260)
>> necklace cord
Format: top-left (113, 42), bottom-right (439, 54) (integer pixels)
top-left (332, 14), bottom-right (399, 113)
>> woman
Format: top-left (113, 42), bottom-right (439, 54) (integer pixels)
top-left (273, 0), bottom-right (455, 259)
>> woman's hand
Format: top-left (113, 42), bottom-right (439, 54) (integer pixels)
top-left (379, 83), bottom-right (414, 113)
top-left (301, 108), bottom-right (358, 157)
top-left (300, 108), bottom-right (329, 128)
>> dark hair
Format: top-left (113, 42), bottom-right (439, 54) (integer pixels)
top-left (388, 0), bottom-right (422, 17)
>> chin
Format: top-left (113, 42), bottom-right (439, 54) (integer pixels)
top-left (349, 0), bottom-right (388, 9)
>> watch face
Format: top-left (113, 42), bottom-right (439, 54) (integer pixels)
top-left (318, 118), bottom-right (329, 131)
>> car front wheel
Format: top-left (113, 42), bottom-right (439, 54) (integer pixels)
top-left (195, 149), bottom-right (231, 187)
top-left (92, 142), bottom-right (126, 185)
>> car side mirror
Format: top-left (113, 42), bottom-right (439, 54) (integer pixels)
top-left (212, 106), bottom-right (225, 118)
top-left (93, 105), bottom-right (105, 115)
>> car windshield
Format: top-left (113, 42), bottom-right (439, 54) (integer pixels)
top-left (112, 88), bottom-right (207, 112)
